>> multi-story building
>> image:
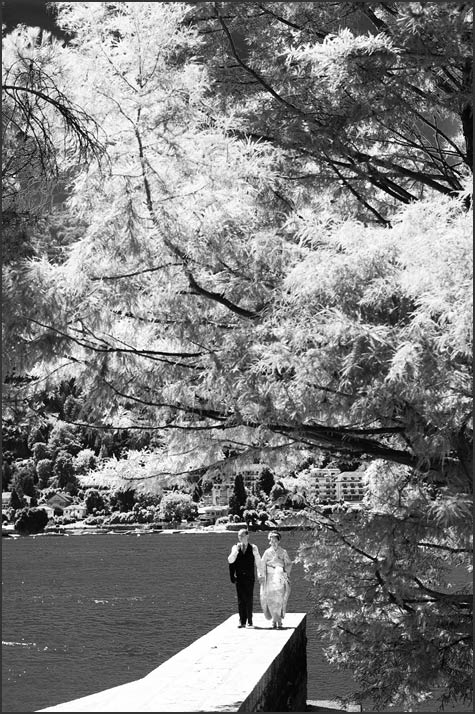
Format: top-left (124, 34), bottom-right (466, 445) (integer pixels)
top-left (210, 483), bottom-right (233, 506)
top-left (237, 466), bottom-right (265, 494)
top-left (207, 465), bottom-right (366, 507)
top-left (207, 465), bottom-right (270, 506)
top-left (336, 471), bottom-right (366, 502)
top-left (306, 468), bottom-right (340, 502)
top-left (307, 468), bottom-right (366, 503)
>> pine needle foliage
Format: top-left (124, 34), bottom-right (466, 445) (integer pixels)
top-left (2, 4), bottom-right (472, 708)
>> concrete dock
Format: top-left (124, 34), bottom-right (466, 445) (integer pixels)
top-left (36, 613), bottom-right (307, 712)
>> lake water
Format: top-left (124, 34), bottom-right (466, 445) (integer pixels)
top-left (2, 530), bottom-right (470, 712)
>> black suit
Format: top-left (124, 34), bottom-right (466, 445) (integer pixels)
top-left (229, 544), bottom-right (256, 626)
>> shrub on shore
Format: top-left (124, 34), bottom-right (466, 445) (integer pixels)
top-left (14, 507), bottom-right (49, 535)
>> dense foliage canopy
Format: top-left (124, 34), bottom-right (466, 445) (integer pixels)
top-left (2, 3), bottom-right (472, 709)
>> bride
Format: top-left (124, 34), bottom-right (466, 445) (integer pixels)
top-left (259, 531), bottom-right (292, 629)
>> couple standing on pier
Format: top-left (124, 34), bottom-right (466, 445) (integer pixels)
top-left (228, 528), bottom-right (292, 629)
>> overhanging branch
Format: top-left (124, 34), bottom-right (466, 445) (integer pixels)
top-left (186, 270), bottom-right (259, 320)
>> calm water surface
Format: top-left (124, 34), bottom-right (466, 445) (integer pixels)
top-left (2, 531), bottom-right (351, 712)
top-left (2, 531), bottom-right (471, 712)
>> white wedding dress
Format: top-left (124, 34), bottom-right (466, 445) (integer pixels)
top-left (259, 546), bottom-right (292, 627)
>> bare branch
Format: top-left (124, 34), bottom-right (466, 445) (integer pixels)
top-left (90, 263), bottom-right (182, 281)
top-left (186, 270), bottom-right (260, 320)
top-left (213, 2), bottom-right (321, 127)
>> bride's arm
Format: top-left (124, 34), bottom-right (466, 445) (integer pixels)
top-left (283, 548), bottom-right (293, 575)
top-left (252, 544), bottom-right (263, 577)
top-left (258, 548), bottom-right (268, 579)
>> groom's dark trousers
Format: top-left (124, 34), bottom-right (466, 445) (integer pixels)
top-left (229, 544), bottom-right (256, 626)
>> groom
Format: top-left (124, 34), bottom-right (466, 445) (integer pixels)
top-left (228, 528), bottom-right (261, 628)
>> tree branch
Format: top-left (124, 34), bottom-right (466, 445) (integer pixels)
top-left (186, 270), bottom-right (260, 320)
top-left (3, 82), bottom-right (102, 161)
top-left (90, 263), bottom-right (181, 281)
top-left (257, 3), bottom-right (326, 38)
top-left (418, 541), bottom-right (472, 554)
top-left (25, 318), bottom-right (203, 365)
top-left (328, 159), bottom-right (391, 225)
top-left (213, 2), bottom-right (320, 126)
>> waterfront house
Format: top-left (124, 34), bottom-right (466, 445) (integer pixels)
top-left (197, 505), bottom-right (229, 525)
top-left (2, 492), bottom-right (32, 509)
top-left (39, 505), bottom-right (56, 519)
top-left (63, 503), bottom-right (87, 520)
top-left (45, 493), bottom-right (73, 513)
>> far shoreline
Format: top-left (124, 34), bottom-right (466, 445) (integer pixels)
top-left (2, 520), bottom-right (315, 538)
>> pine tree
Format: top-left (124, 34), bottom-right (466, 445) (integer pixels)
top-left (229, 473), bottom-right (247, 516)
top-left (296, 460), bottom-right (473, 710)
top-left (191, 2), bottom-right (472, 221)
top-left (257, 467), bottom-right (275, 496)
top-left (1, 4), bottom-right (472, 707)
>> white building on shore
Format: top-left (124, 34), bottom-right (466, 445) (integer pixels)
top-left (307, 468), bottom-right (366, 503)
top-left (204, 465), bottom-right (271, 507)
top-left (203, 464), bottom-right (366, 508)
top-left (335, 470), bottom-right (366, 502)
top-left (307, 468), bottom-right (341, 502)
top-left (197, 505), bottom-right (229, 525)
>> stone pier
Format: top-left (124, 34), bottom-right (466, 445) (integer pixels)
top-left (36, 612), bottom-right (307, 712)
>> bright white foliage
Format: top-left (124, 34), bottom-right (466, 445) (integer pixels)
top-left (2, 3), bottom-right (472, 709)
